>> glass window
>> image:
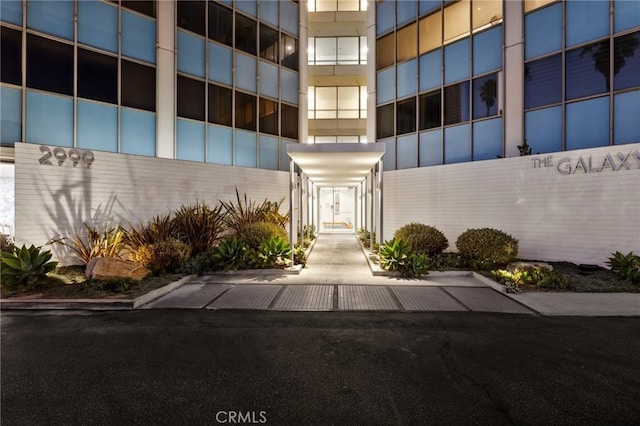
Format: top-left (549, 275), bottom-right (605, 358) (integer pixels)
top-left (615, 0), bottom-right (640, 33)
top-left (377, 104), bottom-right (395, 139)
top-left (78, 0), bottom-right (118, 53)
top-left (472, 117), bottom-right (502, 160)
top-left (338, 86), bottom-right (359, 118)
top-left (444, 38), bottom-right (470, 83)
top-left (236, 0), bottom-right (257, 17)
top-left (419, 11), bottom-right (442, 55)
top-left (260, 0), bottom-right (279, 27)
top-left (316, 87), bottom-right (337, 119)
top-left (208, 42), bottom-right (232, 85)
top-left (235, 53), bottom-right (257, 92)
top-left (473, 25), bottom-right (502, 75)
top-left (397, 59), bottom-right (418, 98)
top-left (614, 90), bottom-right (640, 145)
top-left (397, 98), bottom-right (417, 135)
top-left (122, 10), bottom-right (156, 64)
top-left (444, 81), bottom-right (470, 125)
top-left (281, 34), bottom-right (299, 71)
top-left (178, 0), bottom-right (205, 36)
top-left (525, 2), bottom-right (562, 60)
top-left (444, 123), bottom-right (471, 164)
top-left (420, 1), bottom-right (441, 16)
top-left (280, 0), bottom-right (298, 37)
top-left (259, 98), bottom-right (279, 135)
top-left (524, 0), bottom-right (557, 13)
top-left (259, 135), bottom-right (279, 170)
top-left (315, 38), bottom-right (336, 64)
top-left (566, 0), bottom-right (609, 48)
top-left (566, 97), bottom-right (610, 150)
top-left (178, 31), bottom-right (205, 78)
top-left (419, 128), bottom-right (443, 167)
top-left (397, 0), bottom-right (417, 26)
top-left (77, 100), bottom-right (117, 152)
top-left (281, 104), bottom-right (299, 139)
top-left (260, 24), bottom-right (279, 63)
top-left (122, 1), bottom-right (155, 18)
top-left (419, 49), bottom-right (442, 91)
top-left (308, 86), bottom-right (315, 118)
top-left (444, 0), bottom-right (470, 44)
top-left (397, 23), bottom-right (418, 63)
top-left (259, 61), bottom-right (279, 100)
top-left (27, 0), bottom-right (74, 40)
top-left (566, 42), bottom-right (609, 101)
top-left (26, 91), bottom-right (73, 147)
top-left (208, 2), bottom-right (233, 46)
top-left (78, 48), bottom-right (118, 104)
top-left (208, 124), bottom-right (233, 165)
top-left (377, 0), bottom-right (396, 36)
top-left (614, 32), bottom-right (640, 91)
top-left (280, 68), bottom-right (298, 105)
top-left (361, 85), bottom-right (368, 118)
top-left (122, 60), bottom-right (156, 112)
top-left (121, 108), bottom-right (156, 157)
top-left (376, 33), bottom-right (395, 70)
top-left (176, 119), bottom-right (205, 162)
top-left (0, 87), bottom-right (21, 144)
top-left (525, 106), bottom-right (562, 153)
top-left (338, 37), bottom-right (359, 65)
top-left (1, 27), bottom-right (21, 86)
top-left (360, 36), bottom-right (368, 65)
top-left (236, 14), bottom-right (257, 55)
top-left (26, 34), bottom-right (73, 96)
top-left (472, 0), bottom-right (502, 32)
top-left (0, 0), bottom-right (22, 26)
top-left (236, 92), bottom-right (257, 131)
top-left (419, 90), bottom-right (442, 130)
top-left (524, 54), bottom-right (561, 109)
top-left (177, 76), bottom-right (205, 121)
top-left (235, 130), bottom-right (257, 168)
top-left (473, 73), bottom-right (498, 119)
top-left (397, 134), bottom-right (418, 169)
top-left (382, 139), bottom-right (396, 170)
top-left (208, 83), bottom-right (232, 126)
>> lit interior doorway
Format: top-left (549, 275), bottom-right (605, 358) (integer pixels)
top-left (319, 187), bottom-right (355, 233)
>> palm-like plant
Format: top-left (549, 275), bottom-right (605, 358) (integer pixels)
top-left (220, 188), bottom-right (289, 233)
top-left (479, 78), bottom-right (497, 117)
top-left (172, 201), bottom-right (226, 256)
top-left (49, 224), bottom-right (126, 264)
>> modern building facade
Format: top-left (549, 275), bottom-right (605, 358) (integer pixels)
top-left (0, 0), bottom-right (638, 266)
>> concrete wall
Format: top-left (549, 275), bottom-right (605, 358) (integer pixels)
top-left (14, 143), bottom-right (289, 264)
top-left (383, 144), bottom-right (640, 266)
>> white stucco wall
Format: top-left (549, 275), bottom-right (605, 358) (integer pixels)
top-left (14, 143), bottom-right (289, 264)
top-left (383, 144), bottom-right (640, 266)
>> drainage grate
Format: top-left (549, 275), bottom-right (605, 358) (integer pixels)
top-left (442, 287), bottom-right (535, 314)
top-left (207, 285), bottom-right (281, 310)
top-left (338, 286), bottom-right (400, 311)
top-left (391, 286), bottom-right (468, 311)
top-left (270, 285), bottom-right (333, 311)
top-left (145, 284), bottom-right (232, 309)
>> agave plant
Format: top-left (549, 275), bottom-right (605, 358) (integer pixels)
top-left (212, 237), bottom-right (248, 271)
top-left (607, 251), bottom-right (640, 284)
top-left (172, 201), bottom-right (226, 256)
top-left (258, 236), bottom-right (291, 268)
top-left (1, 245), bottom-right (59, 291)
top-left (379, 239), bottom-right (412, 272)
top-left (49, 223), bottom-right (126, 264)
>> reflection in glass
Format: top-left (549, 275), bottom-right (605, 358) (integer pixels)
top-left (613, 32), bottom-right (640, 91)
top-left (524, 53), bottom-right (561, 109)
top-left (397, 98), bottom-right (416, 135)
top-left (281, 34), bottom-right (299, 71)
top-left (444, 81), bottom-right (470, 125)
top-left (473, 73), bottom-right (498, 119)
top-left (566, 42), bottom-right (609, 100)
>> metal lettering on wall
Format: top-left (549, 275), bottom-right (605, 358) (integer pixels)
top-left (38, 146), bottom-right (94, 168)
top-left (531, 150), bottom-right (640, 175)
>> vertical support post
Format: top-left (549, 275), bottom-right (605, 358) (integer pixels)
top-left (369, 169), bottom-right (375, 251)
top-left (377, 159), bottom-right (384, 247)
top-left (289, 159), bottom-right (295, 266)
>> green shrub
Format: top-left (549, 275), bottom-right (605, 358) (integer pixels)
top-left (211, 237), bottom-right (249, 271)
top-left (607, 251), bottom-right (640, 284)
top-left (537, 270), bottom-right (573, 290)
top-left (394, 223), bottom-right (448, 256)
top-left (492, 267), bottom-right (572, 291)
top-left (0, 234), bottom-right (14, 253)
top-left (456, 228), bottom-right (518, 269)
top-left (133, 238), bottom-right (191, 275)
top-left (237, 221), bottom-right (288, 250)
top-left (82, 277), bottom-right (136, 293)
top-left (257, 236), bottom-right (291, 268)
top-left (379, 239), bottom-right (430, 278)
top-left (49, 224), bottom-right (126, 264)
top-left (431, 253), bottom-right (465, 270)
top-left (123, 214), bottom-right (174, 253)
top-left (179, 250), bottom-right (218, 275)
top-left (1, 245), bottom-right (59, 291)
top-left (172, 201), bottom-right (225, 256)
top-left (292, 245), bottom-right (307, 266)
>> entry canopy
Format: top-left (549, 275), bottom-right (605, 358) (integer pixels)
top-left (287, 143), bottom-right (386, 187)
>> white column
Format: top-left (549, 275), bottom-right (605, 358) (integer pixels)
top-left (156, 0), bottom-right (176, 158)
top-left (504, 0), bottom-right (525, 158)
top-left (298, 1), bottom-right (309, 143)
top-left (366, 0), bottom-right (377, 143)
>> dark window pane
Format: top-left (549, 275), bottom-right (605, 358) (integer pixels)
top-left (524, 54), bottom-right (561, 109)
top-left (122, 60), bottom-right (156, 111)
top-left (78, 48), bottom-right (118, 104)
top-left (280, 34), bottom-right (299, 70)
top-left (236, 92), bottom-right (257, 130)
top-left (236, 14), bottom-right (257, 55)
top-left (397, 98), bottom-right (416, 135)
top-left (614, 31), bottom-right (640, 91)
top-left (566, 41), bottom-right (609, 100)
top-left (1, 27), bottom-right (21, 85)
top-left (121, 1), bottom-right (155, 18)
top-left (259, 98), bottom-right (279, 135)
top-left (27, 34), bottom-right (73, 96)
top-left (281, 104), bottom-right (298, 139)
top-left (177, 1), bottom-right (205, 36)
top-left (376, 33), bottom-right (395, 70)
top-left (177, 75), bottom-right (205, 120)
top-left (473, 73), bottom-right (498, 119)
top-left (208, 83), bottom-right (232, 126)
top-left (377, 103), bottom-right (395, 138)
top-left (444, 81), bottom-right (470, 125)
top-left (208, 2), bottom-right (233, 46)
top-left (419, 90), bottom-right (441, 130)
top-left (260, 24), bottom-right (279, 63)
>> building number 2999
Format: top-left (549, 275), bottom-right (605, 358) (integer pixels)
top-left (39, 145), bottom-right (94, 168)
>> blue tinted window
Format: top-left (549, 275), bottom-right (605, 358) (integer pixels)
top-left (176, 119), bottom-right (205, 162)
top-left (377, 1), bottom-right (395, 36)
top-left (444, 38), bottom-right (470, 84)
top-left (207, 124), bottom-right (233, 165)
top-left (236, 0), bottom-right (256, 17)
top-left (259, 135), bottom-right (279, 170)
top-left (178, 31), bottom-right (205, 77)
top-left (260, 0), bottom-right (279, 27)
top-left (122, 10), bottom-right (156, 64)
top-left (397, 0), bottom-right (417, 26)
top-left (259, 61), bottom-right (279, 99)
top-left (0, 87), bottom-right (21, 143)
top-left (524, 54), bottom-right (561, 109)
top-left (281, 1), bottom-right (298, 36)
top-left (377, 67), bottom-right (396, 104)
top-left (419, 129), bottom-right (442, 166)
top-left (614, 32), bottom-right (640, 91)
top-left (26, 91), bottom-right (72, 147)
top-left (121, 108), bottom-right (156, 156)
top-left (615, 0), bottom-right (640, 33)
top-left (396, 134), bottom-right (418, 169)
top-left (473, 26), bottom-right (502, 75)
top-left (566, 0), bottom-right (609, 48)
top-left (614, 90), bottom-right (640, 145)
top-left (281, 68), bottom-right (299, 105)
top-left (566, 43), bottom-right (609, 100)
top-left (208, 42), bottom-right (233, 85)
top-left (444, 124), bottom-right (471, 164)
top-left (525, 106), bottom-right (562, 154)
top-left (397, 59), bottom-right (418, 98)
top-left (27, 0), bottom-right (73, 40)
top-left (77, 101), bottom-right (117, 152)
top-left (566, 97), bottom-right (610, 150)
top-left (444, 81), bottom-right (470, 125)
top-left (472, 117), bottom-right (502, 161)
top-left (280, 139), bottom-right (290, 171)
top-left (235, 130), bottom-right (257, 168)
top-left (235, 53), bottom-right (257, 92)
top-left (0, 0), bottom-right (22, 25)
top-left (525, 2), bottom-right (562, 60)
top-left (419, 49), bottom-right (442, 92)
top-left (78, 0), bottom-right (118, 53)
top-left (382, 138), bottom-right (396, 171)
top-left (473, 73), bottom-right (498, 119)
top-left (419, 1), bottom-right (440, 16)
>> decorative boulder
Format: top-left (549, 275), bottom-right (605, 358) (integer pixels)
top-left (506, 261), bottom-right (553, 273)
top-left (86, 257), bottom-right (150, 281)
